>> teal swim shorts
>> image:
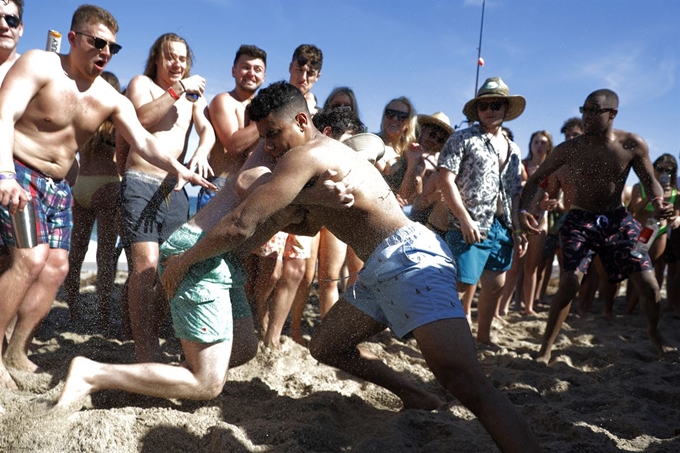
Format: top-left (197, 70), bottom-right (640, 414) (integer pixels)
top-left (159, 223), bottom-right (251, 343)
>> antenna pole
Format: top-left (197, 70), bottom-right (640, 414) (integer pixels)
top-left (474, 0), bottom-right (486, 96)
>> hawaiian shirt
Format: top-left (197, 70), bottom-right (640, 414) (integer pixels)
top-left (437, 124), bottom-right (522, 238)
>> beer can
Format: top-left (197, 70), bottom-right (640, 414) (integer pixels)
top-left (186, 93), bottom-right (199, 102)
top-left (46, 29), bottom-right (62, 53)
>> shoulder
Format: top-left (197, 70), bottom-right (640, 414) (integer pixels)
top-left (209, 92), bottom-right (239, 113)
top-left (126, 75), bottom-right (154, 93)
top-left (615, 129), bottom-right (647, 152)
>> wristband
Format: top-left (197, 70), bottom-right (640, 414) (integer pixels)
top-left (168, 87), bottom-right (180, 101)
top-left (179, 80), bottom-right (186, 93)
top-left (0, 172), bottom-right (16, 180)
top-left (519, 209), bottom-right (529, 215)
top-left (651, 196), bottom-right (663, 204)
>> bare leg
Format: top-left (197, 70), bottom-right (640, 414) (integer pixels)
top-left (126, 242), bottom-right (162, 362)
top-left (264, 256), bottom-right (305, 348)
top-left (629, 270), bottom-right (676, 355)
top-left (63, 202), bottom-right (96, 323)
top-left (229, 316), bottom-right (258, 368)
top-left (456, 282), bottom-right (477, 326)
top-left (249, 255), bottom-right (282, 333)
top-left (56, 338), bottom-right (232, 408)
top-left (414, 319), bottom-right (540, 452)
top-left (0, 245), bottom-right (51, 389)
top-left (5, 248), bottom-right (69, 373)
top-left (290, 233), bottom-right (321, 345)
top-left (498, 242), bottom-right (522, 317)
top-left (523, 229), bottom-right (546, 315)
top-left (92, 183), bottom-right (121, 330)
top-left (310, 299), bottom-right (442, 410)
top-left (577, 261), bottom-right (599, 317)
top-left (536, 269), bottom-right (582, 363)
top-left (477, 270), bottom-right (505, 345)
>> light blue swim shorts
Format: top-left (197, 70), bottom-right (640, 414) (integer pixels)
top-left (159, 223), bottom-right (250, 343)
top-left (345, 222), bottom-right (465, 339)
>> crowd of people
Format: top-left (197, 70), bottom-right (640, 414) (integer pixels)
top-left (0, 2), bottom-right (677, 451)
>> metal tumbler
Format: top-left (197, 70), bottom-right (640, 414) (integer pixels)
top-left (10, 198), bottom-right (38, 248)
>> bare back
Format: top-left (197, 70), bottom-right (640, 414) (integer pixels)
top-left (124, 75), bottom-right (195, 177)
top-left (268, 136), bottom-right (408, 261)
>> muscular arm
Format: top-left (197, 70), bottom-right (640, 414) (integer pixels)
top-left (111, 95), bottom-right (214, 191)
top-left (629, 134), bottom-right (668, 217)
top-left (127, 75), bottom-right (179, 129)
top-left (209, 93), bottom-right (260, 155)
top-left (0, 51), bottom-right (53, 211)
top-left (186, 98), bottom-right (216, 177)
top-left (438, 168), bottom-right (479, 243)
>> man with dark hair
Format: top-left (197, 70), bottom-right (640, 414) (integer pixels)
top-left (197, 44), bottom-right (267, 210)
top-left (289, 44), bottom-right (322, 114)
top-left (520, 88), bottom-right (674, 362)
top-left (312, 108), bottom-right (365, 141)
top-left (119, 32), bottom-right (215, 363)
top-left (0, 5), bottom-right (213, 389)
top-left (560, 116), bottom-right (584, 140)
top-left (157, 81), bottom-right (539, 452)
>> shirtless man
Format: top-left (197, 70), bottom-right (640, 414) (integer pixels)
top-left (157, 82), bottom-right (539, 452)
top-left (119, 33), bottom-right (215, 362)
top-left (520, 89), bottom-right (674, 363)
top-left (0, 5), bottom-right (213, 390)
top-left (196, 44), bottom-right (266, 210)
top-left (289, 44), bottom-right (322, 114)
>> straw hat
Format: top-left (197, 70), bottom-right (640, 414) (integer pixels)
top-left (417, 111), bottom-right (454, 136)
top-left (463, 77), bottom-right (526, 122)
top-left (342, 133), bottom-right (385, 164)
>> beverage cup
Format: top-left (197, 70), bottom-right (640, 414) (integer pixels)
top-left (10, 198), bottom-right (38, 249)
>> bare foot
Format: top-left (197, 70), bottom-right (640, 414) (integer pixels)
top-left (576, 307), bottom-right (589, 318)
top-left (603, 312), bottom-right (615, 325)
top-left (535, 350), bottom-right (551, 364)
top-left (401, 389), bottom-right (443, 411)
top-left (54, 356), bottom-right (97, 409)
top-left (648, 332), bottom-right (677, 356)
top-left (4, 349), bottom-right (39, 373)
top-left (291, 331), bottom-right (308, 348)
top-left (0, 363), bottom-right (18, 390)
top-left (524, 310), bottom-right (538, 316)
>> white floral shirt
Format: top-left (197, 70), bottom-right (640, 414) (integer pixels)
top-left (437, 124), bottom-right (522, 238)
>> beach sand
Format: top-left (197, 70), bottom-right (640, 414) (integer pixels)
top-left (1, 271), bottom-right (680, 452)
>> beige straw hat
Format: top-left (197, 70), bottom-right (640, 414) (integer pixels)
top-left (463, 77), bottom-right (526, 122)
top-left (417, 112), bottom-right (454, 136)
top-left (342, 133), bottom-right (385, 164)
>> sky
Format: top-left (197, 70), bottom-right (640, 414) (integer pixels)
top-left (16, 0), bottom-right (680, 194)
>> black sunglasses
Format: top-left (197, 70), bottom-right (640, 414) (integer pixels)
top-left (75, 31), bottom-right (122, 55)
top-left (579, 106), bottom-right (615, 115)
top-left (0, 14), bottom-right (20, 29)
top-left (296, 55), bottom-right (321, 71)
top-left (384, 108), bottom-right (409, 121)
top-left (477, 100), bottom-right (506, 112)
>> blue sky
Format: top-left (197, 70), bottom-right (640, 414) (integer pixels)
top-left (17, 0), bottom-right (680, 192)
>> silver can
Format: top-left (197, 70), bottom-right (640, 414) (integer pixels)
top-left (10, 197), bottom-right (38, 249)
top-left (46, 29), bottom-right (62, 53)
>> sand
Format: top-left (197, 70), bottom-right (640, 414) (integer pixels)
top-left (1, 273), bottom-right (679, 453)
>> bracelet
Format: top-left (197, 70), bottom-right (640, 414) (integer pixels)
top-left (519, 209), bottom-right (529, 215)
top-left (179, 80), bottom-right (186, 93)
top-left (513, 229), bottom-right (524, 235)
top-left (651, 196), bottom-right (663, 204)
top-left (0, 172), bottom-right (16, 180)
top-left (168, 87), bottom-right (180, 101)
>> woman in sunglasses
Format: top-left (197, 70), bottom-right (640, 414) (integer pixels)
top-left (625, 153), bottom-right (680, 315)
top-left (376, 97), bottom-right (418, 199)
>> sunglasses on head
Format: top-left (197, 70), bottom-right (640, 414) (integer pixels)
top-left (75, 31), bottom-right (122, 55)
top-left (0, 13), bottom-right (20, 29)
top-left (384, 108), bottom-right (409, 121)
top-left (477, 100), bottom-right (506, 112)
top-left (296, 55), bottom-right (321, 70)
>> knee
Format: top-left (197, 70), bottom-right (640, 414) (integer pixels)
top-left (194, 376), bottom-right (227, 400)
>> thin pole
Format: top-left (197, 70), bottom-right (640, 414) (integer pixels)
top-left (474, 0), bottom-right (486, 97)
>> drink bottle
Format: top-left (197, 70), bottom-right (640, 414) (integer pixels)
top-left (630, 218), bottom-right (660, 258)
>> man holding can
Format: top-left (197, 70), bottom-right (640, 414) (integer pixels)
top-left (0, 5), bottom-right (214, 390)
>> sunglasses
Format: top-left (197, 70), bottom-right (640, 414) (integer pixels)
top-left (75, 31), bottom-right (122, 55)
top-left (655, 167), bottom-right (675, 174)
top-left (477, 100), bottom-right (506, 112)
top-left (384, 108), bottom-right (409, 121)
top-left (296, 55), bottom-right (321, 71)
top-left (0, 14), bottom-right (20, 29)
top-left (579, 106), bottom-right (614, 115)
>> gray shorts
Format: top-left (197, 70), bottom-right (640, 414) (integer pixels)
top-left (119, 170), bottom-right (188, 247)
